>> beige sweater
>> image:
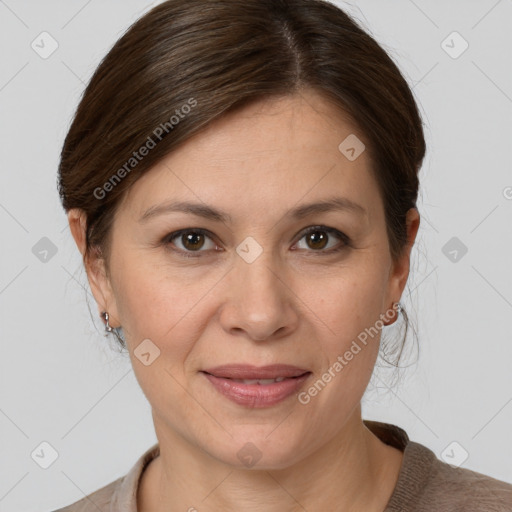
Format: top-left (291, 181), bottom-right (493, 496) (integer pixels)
top-left (53, 420), bottom-right (512, 511)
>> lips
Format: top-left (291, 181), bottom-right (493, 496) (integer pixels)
top-left (201, 364), bottom-right (309, 380)
top-left (200, 364), bottom-right (311, 407)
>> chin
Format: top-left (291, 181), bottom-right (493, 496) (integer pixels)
top-left (206, 427), bottom-right (307, 471)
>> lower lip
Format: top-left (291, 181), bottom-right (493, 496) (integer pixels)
top-left (202, 372), bottom-right (311, 408)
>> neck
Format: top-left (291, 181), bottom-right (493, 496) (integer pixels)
top-left (138, 406), bottom-right (403, 512)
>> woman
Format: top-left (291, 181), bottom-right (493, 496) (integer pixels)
top-left (55, 0), bottom-right (512, 510)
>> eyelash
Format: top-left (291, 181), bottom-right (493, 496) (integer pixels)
top-left (161, 225), bottom-right (351, 259)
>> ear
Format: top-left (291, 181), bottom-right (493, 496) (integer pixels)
top-left (67, 208), bottom-right (121, 328)
top-left (385, 207), bottom-right (420, 312)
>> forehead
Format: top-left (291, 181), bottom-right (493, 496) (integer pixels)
top-left (119, 89), bottom-right (380, 223)
top-left (181, 89), bottom-right (363, 163)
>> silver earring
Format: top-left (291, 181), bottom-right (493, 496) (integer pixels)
top-left (101, 311), bottom-right (113, 332)
top-left (101, 311), bottom-right (126, 346)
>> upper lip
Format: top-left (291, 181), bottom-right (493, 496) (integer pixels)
top-left (202, 364), bottom-right (310, 379)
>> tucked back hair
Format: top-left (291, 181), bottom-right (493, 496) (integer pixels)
top-left (58, 0), bottom-right (425, 361)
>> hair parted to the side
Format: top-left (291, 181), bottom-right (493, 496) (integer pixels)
top-left (58, 0), bottom-right (426, 365)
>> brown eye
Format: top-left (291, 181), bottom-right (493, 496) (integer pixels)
top-left (294, 226), bottom-right (348, 253)
top-left (181, 232), bottom-right (205, 251)
top-left (166, 229), bottom-right (217, 254)
top-left (305, 230), bottom-right (328, 250)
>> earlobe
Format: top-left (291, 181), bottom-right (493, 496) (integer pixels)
top-left (67, 209), bottom-right (121, 328)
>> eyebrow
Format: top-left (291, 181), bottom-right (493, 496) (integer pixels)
top-left (138, 196), bottom-right (367, 224)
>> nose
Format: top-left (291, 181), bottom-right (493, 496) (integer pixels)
top-left (218, 247), bottom-right (299, 342)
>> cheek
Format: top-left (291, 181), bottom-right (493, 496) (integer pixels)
top-left (112, 258), bottom-right (225, 411)
top-left (295, 277), bottom-right (384, 430)
top-left (301, 266), bottom-right (388, 349)
top-left (294, 267), bottom-right (386, 401)
top-left (113, 254), bottom-right (217, 346)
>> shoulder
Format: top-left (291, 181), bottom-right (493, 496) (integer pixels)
top-left (364, 420), bottom-right (512, 512)
top-left (425, 454), bottom-right (512, 511)
top-left (52, 476), bottom-right (123, 512)
top-left (398, 441), bottom-right (512, 512)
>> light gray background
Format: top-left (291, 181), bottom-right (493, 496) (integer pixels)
top-left (1, 0), bottom-right (511, 510)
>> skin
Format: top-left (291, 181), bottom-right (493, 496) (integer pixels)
top-left (69, 88), bottom-right (420, 511)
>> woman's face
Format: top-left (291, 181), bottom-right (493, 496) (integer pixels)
top-left (79, 89), bottom-right (418, 469)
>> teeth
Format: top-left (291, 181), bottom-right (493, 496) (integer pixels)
top-left (230, 377), bottom-right (288, 385)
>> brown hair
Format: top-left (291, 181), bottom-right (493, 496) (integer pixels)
top-left (58, 0), bottom-right (425, 361)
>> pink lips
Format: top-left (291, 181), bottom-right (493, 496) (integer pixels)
top-left (201, 364), bottom-right (311, 407)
